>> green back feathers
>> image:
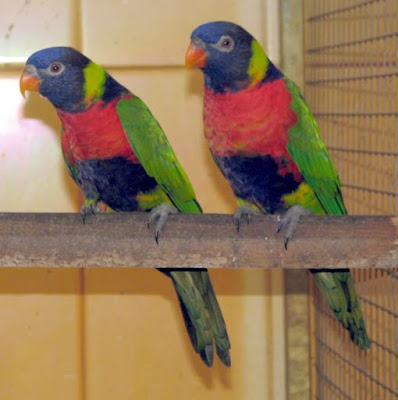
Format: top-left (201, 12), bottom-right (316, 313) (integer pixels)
top-left (285, 78), bottom-right (347, 215)
top-left (285, 79), bottom-right (370, 349)
top-left (116, 96), bottom-right (201, 214)
top-left (80, 63), bottom-right (201, 214)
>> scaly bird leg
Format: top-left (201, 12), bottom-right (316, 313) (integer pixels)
top-left (80, 198), bottom-right (101, 224)
top-left (233, 205), bottom-right (261, 232)
top-left (277, 205), bottom-right (312, 249)
top-left (148, 203), bottom-right (178, 243)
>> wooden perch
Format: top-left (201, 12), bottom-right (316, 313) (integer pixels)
top-left (0, 212), bottom-right (397, 269)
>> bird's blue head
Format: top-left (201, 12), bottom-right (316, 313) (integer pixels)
top-left (186, 21), bottom-right (281, 93)
top-left (20, 47), bottom-right (123, 112)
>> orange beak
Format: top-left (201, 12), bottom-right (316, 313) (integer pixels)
top-left (185, 42), bottom-right (207, 69)
top-left (20, 66), bottom-right (40, 98)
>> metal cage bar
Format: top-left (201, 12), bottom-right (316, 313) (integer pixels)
top-left (304, 0), bottom-right (398, 398)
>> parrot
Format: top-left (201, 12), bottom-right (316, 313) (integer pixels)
top-left (19, 46), bottom-right (230, 367)
top-left (185, 21), bottom-right (370, 349)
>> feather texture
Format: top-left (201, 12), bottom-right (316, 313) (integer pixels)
top-left (22, 46), bottom-right (231, 366)
top-left (190, 21), bottom-right (370, 349)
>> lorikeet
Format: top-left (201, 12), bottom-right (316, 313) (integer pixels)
top-left (20, 46), bottom-right (231, 366)
top-left (186, 21), bottom-right (370, 349)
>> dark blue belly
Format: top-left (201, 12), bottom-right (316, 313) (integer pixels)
top-left (76, 156), bottom-right (158, 211)
top-left (216, 155), bottom-right (302, 213)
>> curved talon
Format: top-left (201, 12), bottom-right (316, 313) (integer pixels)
top-left (233, 215), bottom-right (243, 233)
top-left (277, 205), bottom-right (312, 250)
top-left (80, 202), bottom-right (99, 224)
top-left (233, 205), bottom-right (260, 233)
top-left (284, 237), bottom-right (289, 250)
top-left (148, 204), bottom-right (178, 243)
top-left (277, 217), bottom-right (288, 233)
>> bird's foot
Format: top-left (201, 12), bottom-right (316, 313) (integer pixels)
top-left (148, 203), bottom-right (178, 243)
top-left (277, 205), bottom-right (312, 249)
top-left (81, 199), bottom-right (101, 224)
top-left (233, 205), bottom-right (261, 232)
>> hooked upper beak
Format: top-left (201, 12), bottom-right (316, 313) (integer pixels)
top-left (20, 65), bottom-right (40, 98)
top-left (185, 40), bottom-right (207, 69)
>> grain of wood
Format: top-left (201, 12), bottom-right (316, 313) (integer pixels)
top-left (0, 213), bottom-right (397, 269)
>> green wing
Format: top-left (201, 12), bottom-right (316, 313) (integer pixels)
top-left (117, 96), bottom-right (232, 362)
top-left (116, 96), bottom-right (201, 214)
top-left (285, 78), bottom-right (347, 216)
top-left (285, 79), bottom-right (370, 349)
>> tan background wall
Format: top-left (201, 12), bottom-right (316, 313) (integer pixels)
top-left (0, 1), bottom-right (287, 399)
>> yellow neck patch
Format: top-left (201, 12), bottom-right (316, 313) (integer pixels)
top-left (247, 40), bottom-right (268, 87)
top-left (83, 62), bottom-right (106, 104)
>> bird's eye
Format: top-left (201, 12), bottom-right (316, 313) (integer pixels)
top-left (222, 38), bottom-right (231, 47)
top-left (214, 35), bottom-right (234, 52)
top-left (48, 62), bottom-right (64, 75)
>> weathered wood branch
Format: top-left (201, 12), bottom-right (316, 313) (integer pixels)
top-left (0, 212), bottom-right (397, 269)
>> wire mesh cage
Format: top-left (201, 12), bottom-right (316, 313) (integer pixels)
top-left (303, 0), bottom-right (398, 398)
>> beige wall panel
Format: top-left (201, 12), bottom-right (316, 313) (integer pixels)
top-left (84, 269), bottom-right (241, 399)
top-left (0, 73), bottom-right (81, 400)
top-left (82, 0), bottom-right (264, 66)
top-left (84, 268), bottom-right (284, 400)
top-left (0, 0), bottom-right (75, 64)
top-left (0, 268), bottom-right (82, 400)
top-left (0, 72), bottom-right (82, 212)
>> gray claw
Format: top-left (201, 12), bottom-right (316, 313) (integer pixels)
top-left (233, 205), bottom-right (260, 232)
top-left (80, 203), bottom-right (100, 224)
top-left (148, 204), bottom-right (178, 243)
top-left (284, 237), bottom-right (289, 250)
top-left (277, 205), bottom-right (312, 249)
top-left (277, 217), bottom-right (288, 233)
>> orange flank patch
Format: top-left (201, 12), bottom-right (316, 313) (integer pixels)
top-left (58, 95), bottom-right (138, 165)
top-left (204, 79), bottom-right (297, 159)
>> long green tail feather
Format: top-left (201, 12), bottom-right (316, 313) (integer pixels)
top-left (311, 269), bottom-right (370, 349)
top-left (168, 269), bottom-right (231, 367)
top-left (199, 271), bottom-right (231, 366)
